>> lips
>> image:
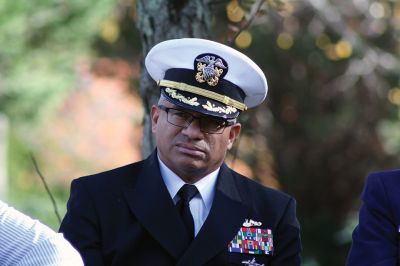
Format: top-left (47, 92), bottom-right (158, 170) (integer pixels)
top-left (175, 143), bottom-right (206, 157)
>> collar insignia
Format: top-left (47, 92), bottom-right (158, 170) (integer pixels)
top-left (195, 53), bottom-right (227, 86)
top-left (242, 258), bottom-right (264, 266)
top-left (243, 219), bottom-right (262, 227)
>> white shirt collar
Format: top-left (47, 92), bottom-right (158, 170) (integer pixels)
top-left (157, 155), bottom-right (219, 213)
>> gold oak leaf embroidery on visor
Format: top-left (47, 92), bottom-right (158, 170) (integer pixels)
top-left (202, 101), bottom-right (237, 114)
top-left (165, 87), bottom-right (200, 106)
top-left (158, 80), bottom-right (247, 111)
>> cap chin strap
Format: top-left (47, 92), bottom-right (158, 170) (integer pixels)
top-left (158, 79), bottom-right (247, 111)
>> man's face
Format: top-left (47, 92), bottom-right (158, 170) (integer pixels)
top-left (151, 101), bottom-right (241, 183)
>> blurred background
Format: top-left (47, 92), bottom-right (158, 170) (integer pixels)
top-left (1, 0), bottom-right (400, 265)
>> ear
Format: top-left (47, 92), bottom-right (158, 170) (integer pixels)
top-left (227, 123), bottom-right (241, 150)
top-left (151, 105), bottom-right (160, 133)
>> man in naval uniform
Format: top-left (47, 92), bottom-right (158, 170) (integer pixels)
top-left (59, 38), bottom-right (302, 266)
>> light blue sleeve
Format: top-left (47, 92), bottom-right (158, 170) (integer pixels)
top-left (0, 200), bottom-right (83, 266)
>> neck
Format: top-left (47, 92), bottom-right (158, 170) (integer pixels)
top-left (174, 167), bottom-right (215, 184)
top-left (178, 174), bottom-right (204, 184)
top-left (157, 155), bottom-right (220, 184)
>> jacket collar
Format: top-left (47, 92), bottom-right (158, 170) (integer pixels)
top-left (176, 163), bottom-right (248, 265)
top-left (123, 152), bottom-right (248, 263)
top-left (123, 152), bottom-right (190, 259)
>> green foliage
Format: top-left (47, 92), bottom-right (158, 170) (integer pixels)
top-left (7, 127), bottom-right (68, 230)
top-left (0, 0), bottom-right (118, 230)
top-left (378, 111), bottom-right (400, 155)
top-left (0, 0), bottom-right (116, 123)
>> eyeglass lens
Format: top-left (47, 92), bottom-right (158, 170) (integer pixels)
top-left (166, 107), bottom-right (226, 133)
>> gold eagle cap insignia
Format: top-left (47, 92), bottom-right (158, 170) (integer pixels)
top-left (195, 54), bottom-right (227, 86)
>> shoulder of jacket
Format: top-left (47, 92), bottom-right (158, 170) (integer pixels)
top-left (367, 169), bottom-right (400, 185)
top-left (230, 169), bottom-right (294, 203)
top-left (74, 160), bottom-right (145, 186)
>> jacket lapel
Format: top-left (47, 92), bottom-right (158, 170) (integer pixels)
top-left (122, 152), bottom-right (191, 259)
top-left (177, 164), bottom-right (249, 266)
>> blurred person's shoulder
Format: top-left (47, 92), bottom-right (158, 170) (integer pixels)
top-left (73, 159), bottom-right (146, 189)
top-left (366, 169), bottom-right (400, 185)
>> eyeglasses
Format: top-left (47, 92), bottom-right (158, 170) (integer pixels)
top-left (158, 105), bottom-right (235, 134)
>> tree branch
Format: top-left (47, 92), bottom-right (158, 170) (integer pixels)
top-left (30, 153), bottom-right (61, 224)
top-left (227, 0), bottom-right (266, 47)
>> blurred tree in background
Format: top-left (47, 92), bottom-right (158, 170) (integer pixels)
top-left (0, 0), bottom-right (122, 228)
top-left (1, 0), bottom-right (400, 265)
top-left (0, 0), bottom-right (117, 122)
top-left (135, 0), bottom-right (211, 157)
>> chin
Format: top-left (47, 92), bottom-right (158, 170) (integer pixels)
top-left (179, 158), bottom-right (204, 167)
top-left (178, 159), bottom-right (206, 171)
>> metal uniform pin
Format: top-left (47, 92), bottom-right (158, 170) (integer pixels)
top-left (243, 219), bottom-right (262, 227)
top-left (241, 257), bottom-right (264, 266)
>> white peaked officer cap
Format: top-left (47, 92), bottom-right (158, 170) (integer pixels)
top-left (145, 38), bottom-right (268, 119)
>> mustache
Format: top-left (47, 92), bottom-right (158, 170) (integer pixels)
top-left (175, 139), bottom-right (208, 152)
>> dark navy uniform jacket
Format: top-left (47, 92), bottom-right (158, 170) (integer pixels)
top-left (59, 152), bottom-right (301, 266)
top-left (346, 170), bottom-right (400, 266)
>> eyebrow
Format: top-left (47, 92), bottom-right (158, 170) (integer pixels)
top-left (171, 107), bottom-right (208, 118)
top-left (164, 105), bottom-right (229, 122)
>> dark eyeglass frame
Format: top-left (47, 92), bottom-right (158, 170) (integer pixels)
top-left (157, 105), bottom-right (235, 134)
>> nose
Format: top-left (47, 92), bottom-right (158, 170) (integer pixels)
top-left (181, 117), bottom-right (204, 139)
